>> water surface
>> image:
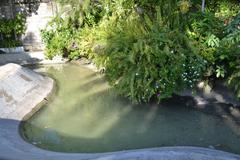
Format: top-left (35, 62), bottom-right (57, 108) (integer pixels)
top-left (21, 64), bottom-right (240, 153)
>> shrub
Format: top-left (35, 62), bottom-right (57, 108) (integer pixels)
top-left (41, 0), bottom-right (240, 103)
top-left (216, 13), bottom-right (240, 98)
top-left (41, 16), bottom-right (78, 59)
top-left (187, 12), bottom-right (224, 63)
top-left (95, 14), bottom-right (206, 103)
top-left (0, 14), bottom-right (26, 47)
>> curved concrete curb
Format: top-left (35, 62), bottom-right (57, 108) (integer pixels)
top-left (0, 64), bottom-right (240, 160)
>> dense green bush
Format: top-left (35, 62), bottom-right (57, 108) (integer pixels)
top-left (41, 16), bottom-right (78, 59)
top-left (186, 6), bottom-right (240, 89)
top-left (187, 12), bottom-right (224, 63)
top-left (41, 0), bottom-right (240, 103)
top-left (216, 13), bottom-right (240, 98)
top-left (71, 2), bottom-right (206, 103)
top-left (41, 0), bottom-right (107, 59)
top-left (0, 14), bottom-right (26, 47)
top-left (100, 15), bottom-right (205, 103)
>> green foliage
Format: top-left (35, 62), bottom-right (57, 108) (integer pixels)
top-left (0, 14), bottom-right (26, 36)
top-left (217, 13), bottom-right (240, 68)
top-left (0, 14), bottom-right (26, 47)
top-left (216, 13), bottom-right (240, 98)
top-left (187, 9), bottom-right (240, 97)
top-left (205, 34), bottom-right (220, 48)
top-left (187, 12), bottom-right (224, 63)
top-left (42, 0), bottom-right (240, 102)
top-left (100, 15), bottom-right (205, 103)
top-left (41, 0), bottom-right (109, 59)
top-left (41, 16), bottom-right (78, 59)
top-left (222, 13), bottom-right (240, 46)
top-left (70, 8), bottom-right (205, 103)
top-left (214, 0), bottom-right (240, 20)
top-left (216, 65), bottom-right (225, 78)
top-left (0, 39), bottom-right (22, 48)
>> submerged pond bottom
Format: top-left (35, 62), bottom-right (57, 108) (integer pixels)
top-left (20, 64), bottom-right (240, 154)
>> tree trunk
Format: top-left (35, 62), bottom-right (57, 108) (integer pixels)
top-left (201, 0), bottom-right (206, 13)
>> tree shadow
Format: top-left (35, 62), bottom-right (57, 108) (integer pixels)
top-left (14, 0), bottom-right (41, 17)
top-left (0, 52), bottom-right (41, 66)
top-left (22, 32), bottom-right (38, 44)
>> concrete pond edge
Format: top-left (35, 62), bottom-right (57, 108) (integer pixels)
top-left (0, 63), bottom-right (240, 160)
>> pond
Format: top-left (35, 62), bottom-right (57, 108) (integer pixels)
top-left (20, 63), bottom-right (240, 154)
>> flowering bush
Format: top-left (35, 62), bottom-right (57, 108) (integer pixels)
top-left (41, 0), bottom-right (240, 103)
top-left (97, 14), bottom-right (206, 103)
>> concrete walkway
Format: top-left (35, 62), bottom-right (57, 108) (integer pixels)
top-left (0, 64), bottom-right (240, 160)
top-left (0, 51), bottom-right (67, 66)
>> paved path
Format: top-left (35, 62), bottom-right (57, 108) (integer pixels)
top-left (0, 64), bottom-right (240, 160)
top-left (0, 52), bottom-right (67, 66)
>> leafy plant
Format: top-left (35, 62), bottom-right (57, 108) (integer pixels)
top-left (187, 12), bottom-right (224, 63)
top-left (0, 13), bottom-right (26, 47)
top-left (206, 34), bottom-right (220, 48)
top-left (41, 0), bottom-right (240, 103)
top-left (41, 16), bottom-right (78, 59)
top-left (217, 13), bottom-right (240, 99)
top-left (216, 66), bottom-right (225, 78)
top-left (92, 13), bottom-right (206, 103)
top-left (0, 39), bottom-right (22, 48)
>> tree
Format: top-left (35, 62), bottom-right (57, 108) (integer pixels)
top-left (201, 0), bottom-right (205, 12)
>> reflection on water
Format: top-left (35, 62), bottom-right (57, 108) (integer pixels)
top-left (21, 64), bottom-right (240, 153)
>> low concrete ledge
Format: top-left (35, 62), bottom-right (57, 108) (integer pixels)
top-left (0, 63), bottom-right (240, 160)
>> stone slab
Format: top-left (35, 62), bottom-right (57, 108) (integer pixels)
top-left (0, 63), bottom-right (54, 120)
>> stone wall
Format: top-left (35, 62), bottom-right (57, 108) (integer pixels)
top-left (0, 0), bottom-right (57, 51)
top-left (0, 0), bottom-right (14, 19)
top-left (22, 2), bottom-right (57, 51)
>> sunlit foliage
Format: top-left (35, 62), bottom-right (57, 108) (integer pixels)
top-left (41, 0), bottom-right (240, 103)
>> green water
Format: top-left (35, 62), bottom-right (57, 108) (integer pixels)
top-left (21, 64), bottom-right (240, 154)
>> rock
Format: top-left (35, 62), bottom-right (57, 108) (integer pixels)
top-left (203, 84), bottom-right (212, 95)
top-left (195, 96), bottom-right (208, 106)
top-left (179, 80), bottom-right (240, 109)
top-left (74, 57), bottom-right (91, 65)
top-left (230, 107), bottom-right (240, 118)
top-left (0, 63), bottom-right (54, 120)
